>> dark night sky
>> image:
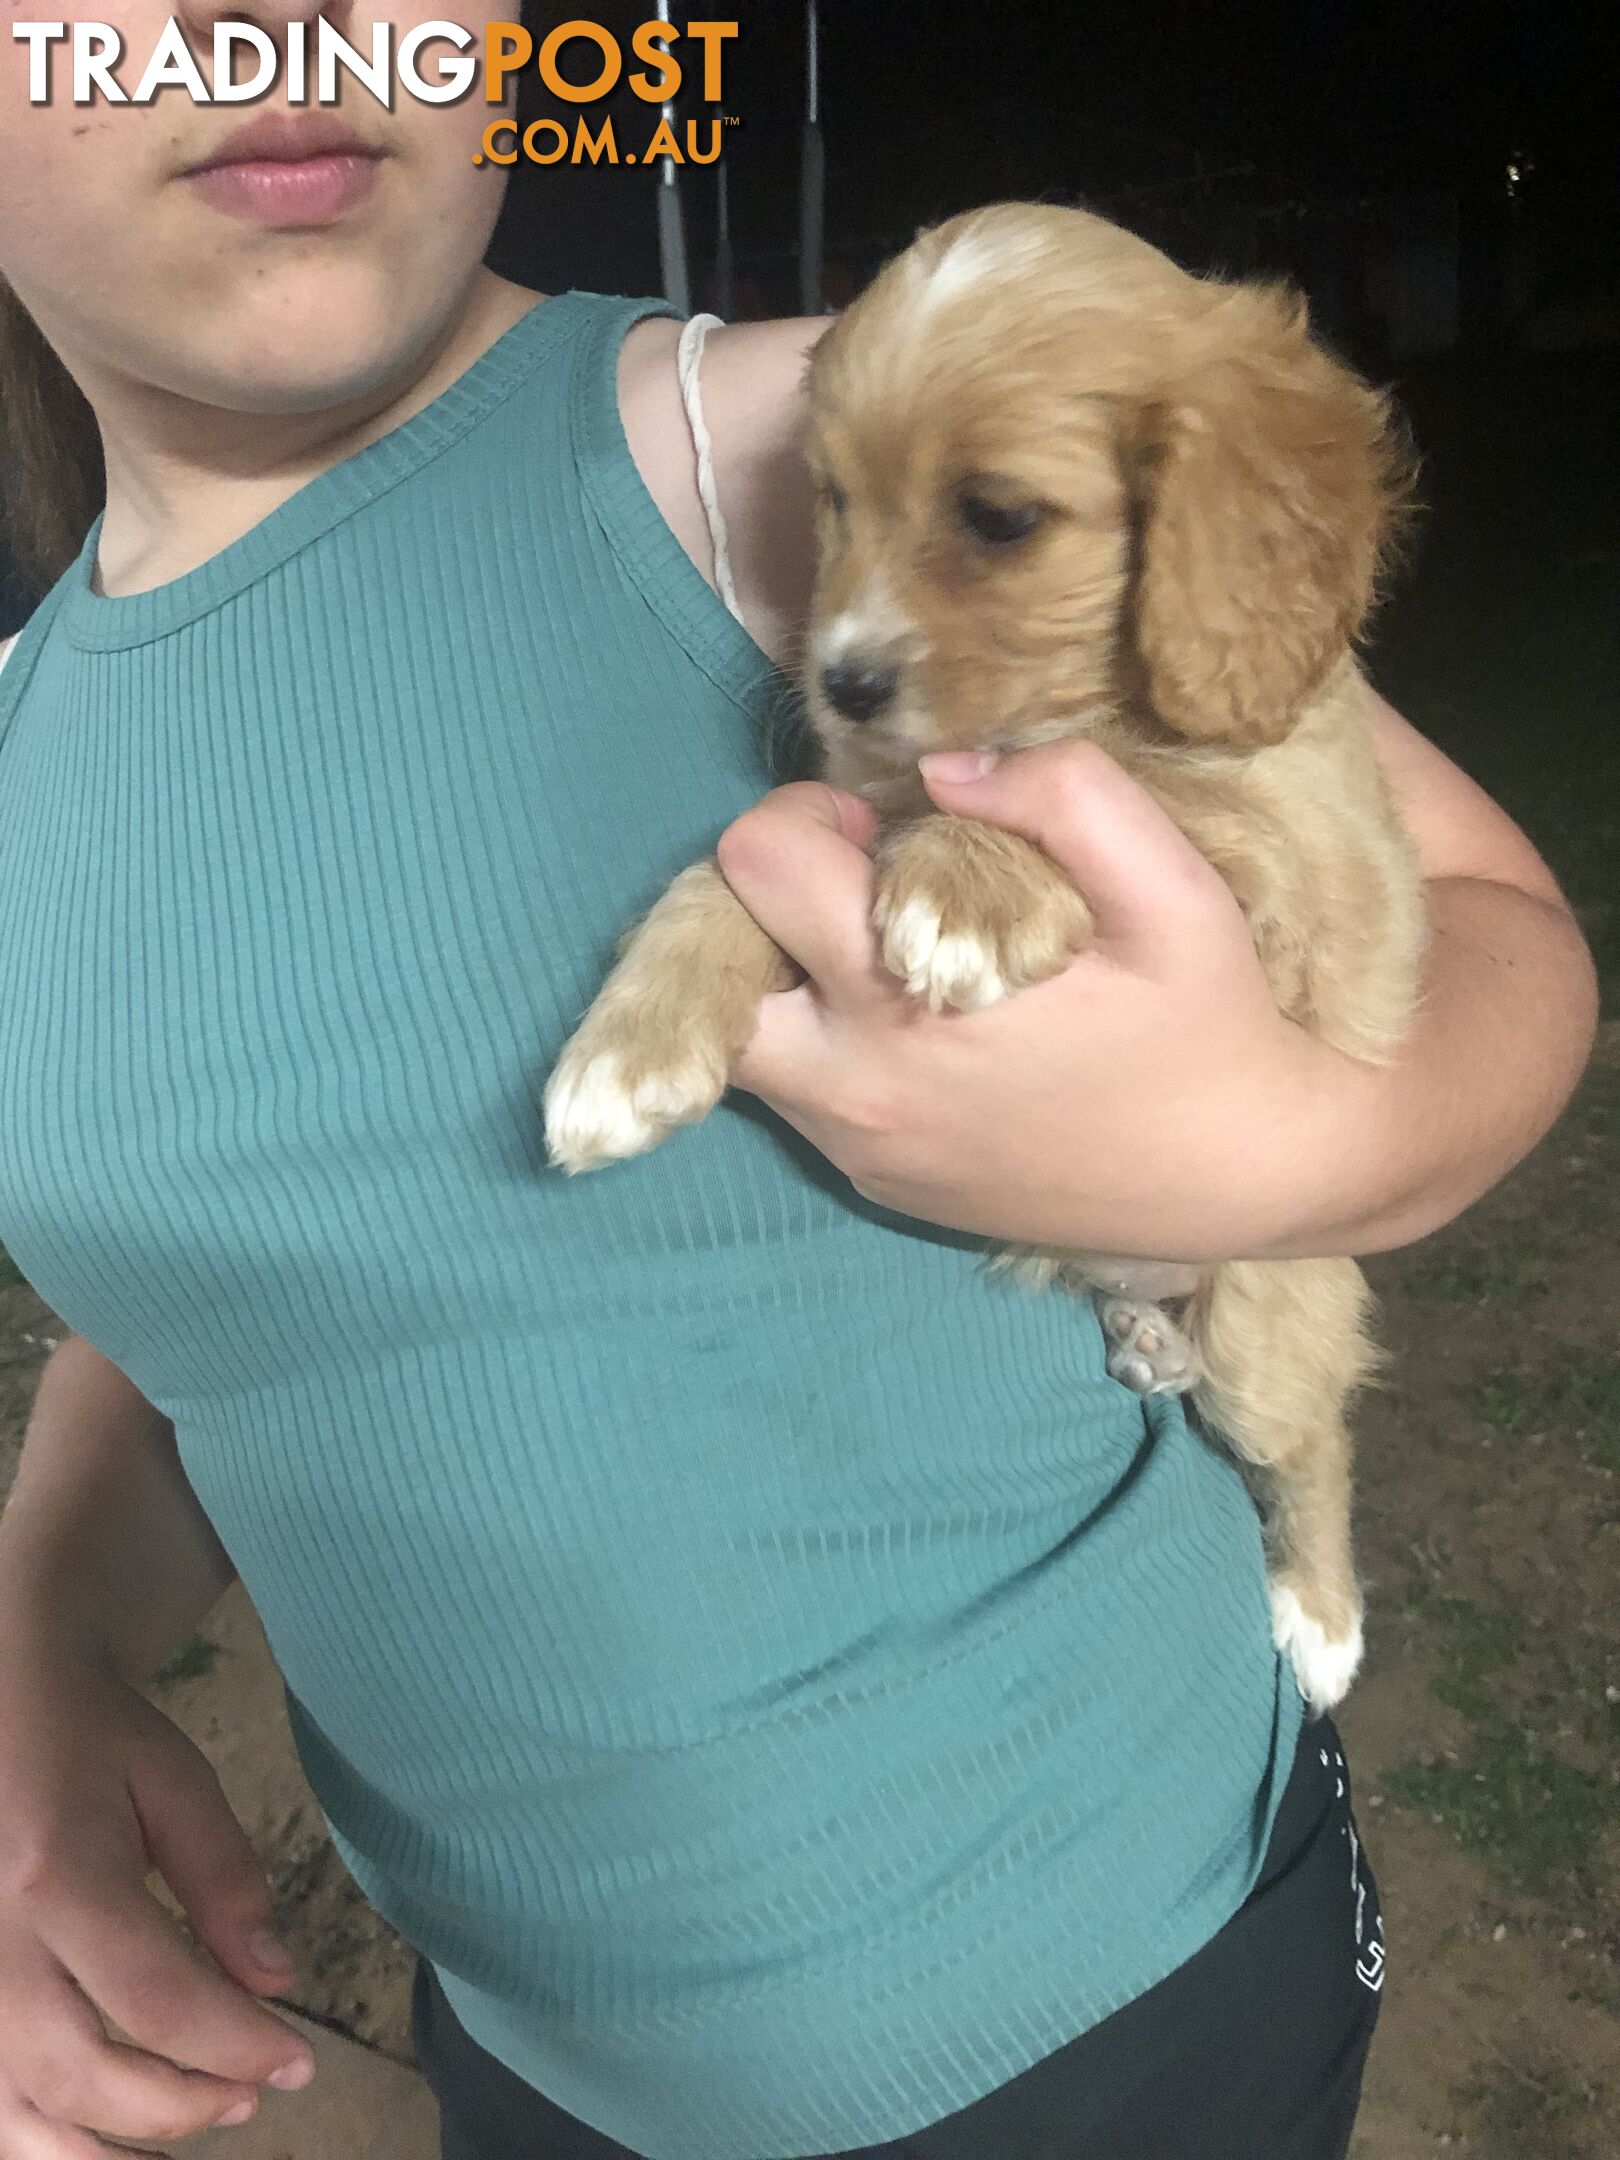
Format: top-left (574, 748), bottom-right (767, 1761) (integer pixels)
top-left (494, 2), bottom-right (1620, 313)
top-left (498, 1), bottom-right (1620, 304)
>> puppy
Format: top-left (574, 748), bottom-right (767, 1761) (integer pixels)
top-left (544, 201), bottom-right (1425, 1714)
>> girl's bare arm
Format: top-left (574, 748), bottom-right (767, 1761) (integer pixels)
top-left (0, 1331), bottom-right (234, 1682)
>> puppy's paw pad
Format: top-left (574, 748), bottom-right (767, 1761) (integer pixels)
top-left (1270, 1584), bottom-right (1364, 1714)
top-left (1099, 1296), bottom-right (1199, 1396)
top-left (544, 1048), bottom-right (721, 1173)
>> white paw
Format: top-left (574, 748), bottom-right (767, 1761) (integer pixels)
top-left (544, 1048), bottom-right (720, 1173)
top-left (879, 896), bottom-right (1008, 1012)
top-left (1270, 1584), bottom-right (1365, 1715)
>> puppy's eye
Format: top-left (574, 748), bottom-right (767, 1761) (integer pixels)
top-left (820, 477), bottom-right (848, 518)
top-left (955, 491), bottom-right (1045, 549)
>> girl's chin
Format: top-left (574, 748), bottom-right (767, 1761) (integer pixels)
top-left (177, 289), bottom-right (431, 415)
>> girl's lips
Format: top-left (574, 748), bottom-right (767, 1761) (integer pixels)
top-left (185, 152), bottom-right (380, 228)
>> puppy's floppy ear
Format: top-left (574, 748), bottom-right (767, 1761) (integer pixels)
top-left (1129, 282), bottom-right (1414, 749)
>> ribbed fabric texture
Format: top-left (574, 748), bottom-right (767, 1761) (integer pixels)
top-left (0, 290), bottom-right (1301, 2160)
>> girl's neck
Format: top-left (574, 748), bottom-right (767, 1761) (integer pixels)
top-left (88, 267), bottom-right (544, 599)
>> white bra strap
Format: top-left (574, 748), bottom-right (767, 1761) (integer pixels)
top-left (0, 633), bottom-right (18, 678)
top-left (676, 311), bottom-right (745, 628)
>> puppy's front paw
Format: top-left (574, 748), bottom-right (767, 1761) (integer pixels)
top-left (544, 1025), bottom-right (726, 1174)
top-left (1269, 1579), bottom-right (1365, 1715)
top-left (872, 822), bottom-right (1091, 1014)
top-left (877, 891), bottom-right (1014, 1012)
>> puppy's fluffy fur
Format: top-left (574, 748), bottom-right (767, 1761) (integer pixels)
top-left (545, 202), bottom-right (1426, 1714)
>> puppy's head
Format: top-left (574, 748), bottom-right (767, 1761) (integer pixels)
top-left (803, 201), bottom-right (1414, 762)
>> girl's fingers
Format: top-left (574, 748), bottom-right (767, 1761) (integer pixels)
top-left (132, 1741), bottom-right (294, 1999)
top-left (0, 1960), bottom-right (258, 2146)
top-left (0, 2095), bottom-right (121, 2160)
top-left (716, 783), bottom-right (892, 1008)
top-left (919, 740), bottom-right (1238, 968)
top-left (730, 981), bottom-right (835, 1110)
top-left (46, 1885), bottom-right (311, 2092)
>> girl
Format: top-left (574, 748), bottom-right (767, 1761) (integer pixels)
top-left (0, 6), bottom-right (1596, 2157)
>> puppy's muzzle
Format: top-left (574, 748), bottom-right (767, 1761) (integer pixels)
top-left (820, 656), bottom-right (899, 724)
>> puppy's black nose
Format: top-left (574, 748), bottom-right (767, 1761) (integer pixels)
top-left (821, 657), bottom-right (899, 724)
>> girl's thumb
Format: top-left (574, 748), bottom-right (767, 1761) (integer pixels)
top-left (134, 1731), bottom-right (295, 1996)
top-left (917, 739), bottom-right (1231, 964)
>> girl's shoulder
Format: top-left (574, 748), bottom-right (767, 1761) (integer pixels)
top-left (619, 311), bottom-right (832, 673)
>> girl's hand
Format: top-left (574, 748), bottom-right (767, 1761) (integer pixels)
top-left (716, 741), bottom-right (1353, 1263)
top-left (0, 1617), bottom-right (314, 2153)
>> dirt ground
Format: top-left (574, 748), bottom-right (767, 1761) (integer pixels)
top-left (1, 1028), bottom-right (1615, 2158)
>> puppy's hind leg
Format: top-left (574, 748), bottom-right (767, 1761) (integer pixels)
top-left (1098, 1292), bottom-right (1201, 1396)
top-left (1188, 1258), bottom-right (1380, 1716)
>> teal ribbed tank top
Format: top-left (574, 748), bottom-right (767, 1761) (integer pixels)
top-left (0, 290), bottom-right (1301, 2159)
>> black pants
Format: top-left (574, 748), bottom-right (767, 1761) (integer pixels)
top-left (412, 1716), bottom-right (1383, 2160)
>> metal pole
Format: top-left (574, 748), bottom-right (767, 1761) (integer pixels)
top-left (715, 115), bottom-right (735, 319)
top-left (655, 0), bottom-right (691, 313)
top-left (799, 0), bottom-right (825, 315)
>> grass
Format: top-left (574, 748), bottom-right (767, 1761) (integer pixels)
top-left (1401, 1585), bottom-right (1527, 1724)
top-left (1404, 1228), bottom-right (1551, 1307)
top-left (1560, 1635), bottom-right (1620, 1754)
top-left (1384, 1732), bottom-right (1612, 1898)
top-left (1384, 1586), bottom-right (1615, 1897)
top-left (1466, 2061), bottom-right (1602, 2160)
top-left (1470, 1351), bottom-right (1620, 1471)
top-left (154, 1635), bottom-right (223, 1688)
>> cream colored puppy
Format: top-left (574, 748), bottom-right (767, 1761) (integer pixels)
top-left (545, 201), bottom-right (1425, 1714)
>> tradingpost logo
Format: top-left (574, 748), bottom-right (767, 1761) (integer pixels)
top-left (8, 17), bottom-right (740, 167)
